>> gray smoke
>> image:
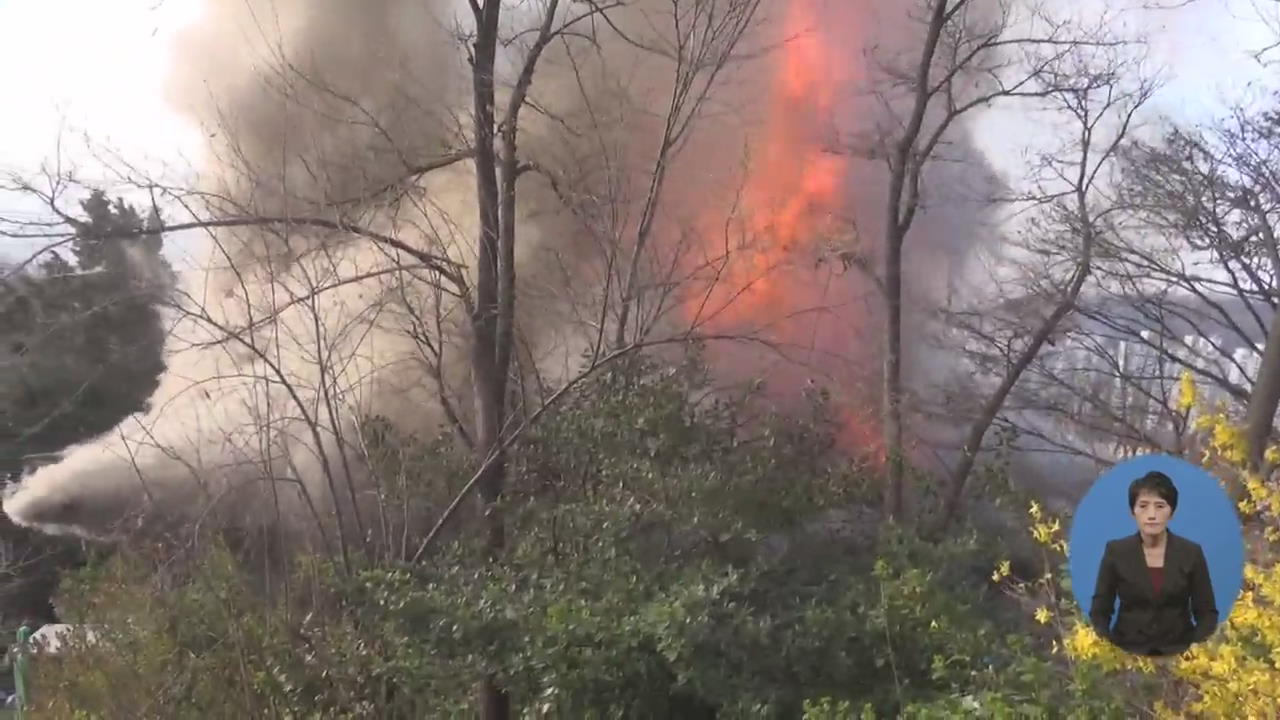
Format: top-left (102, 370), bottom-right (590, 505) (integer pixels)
top-left (3, 0), bottom-right (1007, 545)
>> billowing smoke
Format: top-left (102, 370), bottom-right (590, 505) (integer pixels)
top-left (3, 0), bottom-right (1003, 546)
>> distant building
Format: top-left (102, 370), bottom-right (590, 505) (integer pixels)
top-left (1035, 291), bottom-right (1269, 440)
top-left (954, 289), bottom-right (1273, 455)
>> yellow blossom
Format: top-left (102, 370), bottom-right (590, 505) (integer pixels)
top-left (1063, 622), bottom-right (1135, 673)
top-left (1030, 363), bottom-right (1280, 716)
top-left (1177, 369), bottom-right (1197, 412)
top-left (1266, 444), bottom-right (1280, 466)
top-left (991, 559), bottom-right (1011, 583)
top-left (1031, 517), bottom-right (1061, 546)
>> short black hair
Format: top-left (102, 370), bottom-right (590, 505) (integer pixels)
top-left (1128, 471), bottom-right (1178, 513)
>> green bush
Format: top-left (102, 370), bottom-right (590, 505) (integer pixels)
top-left (30, 353), bottom-right (1135, 717)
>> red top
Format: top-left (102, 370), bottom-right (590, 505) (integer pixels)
top-left (1148, 566), bottom-right (1164, 596)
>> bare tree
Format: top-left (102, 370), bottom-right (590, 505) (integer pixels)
top-left (1250, 0), bottom-right (1280, 66)
top-left (930, 89), bottom-right (1280, 496)
top-left (2, 2), bottom-right (772, 717)
top-left (1111, 97), bottom-right (1280, 470)
top-left (925, 44), bottom-right (1158, 527)
top-left (853, 0), bottom-right (1139, 519)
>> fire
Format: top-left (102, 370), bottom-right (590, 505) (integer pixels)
top-left (684, 0), bottom-right (882, 462)
top-left (716, 0), bottom-right (845, 321)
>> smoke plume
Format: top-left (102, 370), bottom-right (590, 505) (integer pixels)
top-left (4, 0), bottom-right (1003, 546)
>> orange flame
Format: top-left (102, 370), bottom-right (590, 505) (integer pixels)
top-left (684, 0), bottom-right (881, 462)
top-left (712, 0), bottom-right (845, 323)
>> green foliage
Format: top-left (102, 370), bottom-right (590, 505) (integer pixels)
top-left (0, 189), bottom-right (173, 630)
top-left (32, 353), bottom-right (1134, 716)
top-left (507, 351), bottom-right (875, 565)
top-left (70, 191), bottom-right (164, 274)
top-left (0, 189), bottom-right (172, 461)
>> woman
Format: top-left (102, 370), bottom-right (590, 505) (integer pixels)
top-left (1089, 471), bottom-right (1218, 656)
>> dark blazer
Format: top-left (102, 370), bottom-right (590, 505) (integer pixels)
top-left (1089, 531), bottom-right (1218, 656)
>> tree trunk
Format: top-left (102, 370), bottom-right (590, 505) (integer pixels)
top-left (1244, 304), bottom-right (1280, 470)
top-left (938, 282), bottom-right (1087, 531)
top-left (1245, 220), bottom-right (1280, 472)
top-left (480, 676), bottom-right (512, 720)
top-left (882, 232), bottom-right (905, 520)
top-left (470, 2), bottom-right (511, 718)
top-left (878, 0), bottom-right (948, 522)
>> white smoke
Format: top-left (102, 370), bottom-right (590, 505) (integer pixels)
top-left (2, 0), bottom-right (570, 550)
top-left (2, 0), bottom-right (1011, 547)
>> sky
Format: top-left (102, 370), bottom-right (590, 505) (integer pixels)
top-left (0, 0), bottom-right (205, 176)
top-left (0, 0), bottom-right (1277, 268)
top-left (0, 0), bottom-right (206, 268)
top-left (971, 0), bottom-right (1280, 182)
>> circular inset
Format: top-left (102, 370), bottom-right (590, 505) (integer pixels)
top-left (1067, 454), bottom-right (1244, 656)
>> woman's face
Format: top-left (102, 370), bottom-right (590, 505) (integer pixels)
top-left (1132, 489), bottom-right (1173, 538)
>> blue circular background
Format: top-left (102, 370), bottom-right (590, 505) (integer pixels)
top-left (1068, 454), bottom-right (1244, 626)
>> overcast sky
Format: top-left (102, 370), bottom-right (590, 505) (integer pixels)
top-left (0, 0), bottom-right (204, 176)
top-left (0, 0), bottom-right (205, 267)
top-left (0, 0), bottom-right (1276, 266)
top-left (971, 0), bottom-right (1279, 181)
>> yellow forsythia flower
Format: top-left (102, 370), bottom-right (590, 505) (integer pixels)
top-left (1064, 365), bottom-right (1280, 715)
top-left (1034, 606), bottom-right (1052, 625)
top-left (1177, 369), bottom-right (1197, 412)
top-left (1266, 444), bottom-right (1280, 466)
top-left (1031, 518), bottom-right (1061, 546)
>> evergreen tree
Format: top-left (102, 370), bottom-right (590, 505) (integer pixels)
top-left (0, 190), bottom-right (173, 628)
top-left (0, 190), bottom-right (172, 461)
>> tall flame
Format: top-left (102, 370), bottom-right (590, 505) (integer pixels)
top-left (685, 0), bottom-right (882, 462)
top-left (707, 0), bottom-right (845, 323)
